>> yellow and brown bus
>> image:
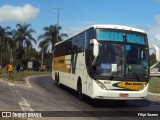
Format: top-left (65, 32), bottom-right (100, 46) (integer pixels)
top-left (52, 24), bottom-right (149, 100)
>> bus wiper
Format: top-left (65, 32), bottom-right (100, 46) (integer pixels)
top-left (109, 72), bottom-right (118, 80)
top-left (129, 65), bottom-right (140, 82)
top-left (109, 75), bottom-right (114, 80)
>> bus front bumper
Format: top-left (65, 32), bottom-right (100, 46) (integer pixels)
top-left (91, 82), bottom-right (149, 100)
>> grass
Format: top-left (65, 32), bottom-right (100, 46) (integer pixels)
top-left (0, 67), bottom-right (51, 84)
top-left (149, 77), bottom-right (160, 94)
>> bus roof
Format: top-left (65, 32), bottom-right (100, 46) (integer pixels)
top-left (92, 24), bottom-right (145, 33)
top-left (55, 24), bottom-right (146, 46)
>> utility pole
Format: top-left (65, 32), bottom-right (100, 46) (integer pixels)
top-left (54, 7), bottom-right (63, 43)
top-left (41, 51), bottom-right (44, 70)
top-left (10, 48), bottom-right (13, 63)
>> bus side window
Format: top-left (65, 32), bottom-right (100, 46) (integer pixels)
top-left (68, 40), bottom-right (72, 55)
top-left (72, 37), bottom-right (78, 54)
top-left (86, 28), bottom-right (94, 48)
top-left (85, 28), bottom-right (95, 68)
top-left (77, 32), bottom-right (85, 52)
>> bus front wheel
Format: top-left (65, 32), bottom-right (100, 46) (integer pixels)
top-left (77, 80), bottom-right (84, 101)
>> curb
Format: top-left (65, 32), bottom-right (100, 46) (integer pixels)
top-left (148, 92), bottom-right (160, 96)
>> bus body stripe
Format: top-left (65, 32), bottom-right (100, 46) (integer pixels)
top-left (53, 56), bottom-right (71, 73)
top-left (114, 82), bottom-right (147, 91)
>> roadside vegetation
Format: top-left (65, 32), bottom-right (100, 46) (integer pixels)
top-left (0, 67), bottom-right (51, 83)
top-left (149, 77), bottom-right (160, 94)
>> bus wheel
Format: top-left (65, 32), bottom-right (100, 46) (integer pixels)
top-left (55, 73), bottom-right (59, 86)
top-left (77, 80), bottom-right (84, 101)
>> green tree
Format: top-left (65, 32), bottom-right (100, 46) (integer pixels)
top-left (149, 53), bottom-right (157, 66)
top-left (13, 23), bottom-right (36, 60)
top-left (0, 26), bottom-right (12, 66)
top-left (22, 48), bottom-right (41, 68)
top-left (38, 24), bottom-right (68, 52)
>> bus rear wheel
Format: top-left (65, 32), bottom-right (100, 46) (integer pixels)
top-left (55, 73), bottom-right (60, 87)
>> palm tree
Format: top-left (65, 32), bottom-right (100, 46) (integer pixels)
top-left (13, 23), bottom-right (36, 60)
top-left (38, 24), bottom-right (68, 52)
top-left (0, 26), bottom-right (12, 66)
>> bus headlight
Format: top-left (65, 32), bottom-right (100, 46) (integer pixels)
top-left (95, 80), bottom-right (107, 90)
top-left (140, 84), bottom-right (147, 91)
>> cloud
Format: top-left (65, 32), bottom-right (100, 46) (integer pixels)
top-left (147, 15), bottom-right (160, 46)
top-left (0, 4), bottom-right (40, 23)
top-left (155, 15), bottom-right (160, 25)
top-left (62, 21), bottom-right (98, 36)
top-left (155, 34), bottom-right (160, 41)
top-left (63, 26), bottom-right (85, 37)
top-left (136, 15), bottom-right (160, 47)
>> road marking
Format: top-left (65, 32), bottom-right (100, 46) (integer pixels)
top-left (8, 82), bottom-right (34, 112)
top-left (18, 97), bottom-right (34, 111)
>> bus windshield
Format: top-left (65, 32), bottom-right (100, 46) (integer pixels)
top-left (126, 45), bottom-right (148, 79)
top-left (96, 43), bottom-right (124, 78)
top-left (97, 29), bottom-right (146, 44)
top-left (95, 43), bottom-right (149, 80)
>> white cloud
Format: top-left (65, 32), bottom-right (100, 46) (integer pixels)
top-left (63, 26), bottom-right (85, 36)
top-left (155, 34), bottom-right (160, 41)
top-left (62, 21), bottom-right (98, 37)
top-left (155, 15), bottom-right (160, 25)
top-left (136, 15), bottom-right (160, 47)
top-left (0, 4), bottom-right (40, 23)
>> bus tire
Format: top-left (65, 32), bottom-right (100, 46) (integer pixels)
top-left (77, 79), bottom-right (84, 101)
top-left (55, 73), bottom-right (60, 87)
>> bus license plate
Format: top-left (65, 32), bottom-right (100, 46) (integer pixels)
top-left (119, 93), bottom-right (128, 97)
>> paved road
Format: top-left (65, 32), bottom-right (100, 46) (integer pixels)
top-left (0, 76), bottom-right (160, 120)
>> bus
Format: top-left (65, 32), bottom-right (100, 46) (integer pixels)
top-left (52, 24), bottom-right (149, 100)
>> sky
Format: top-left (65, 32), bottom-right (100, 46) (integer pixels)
top-left (1, 0), bottom-right (160, 50)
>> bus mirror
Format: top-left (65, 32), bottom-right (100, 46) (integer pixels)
top-left (90, 39), bottom-right (99, 66)
top-left (89, 39), bottom-right (94, 45)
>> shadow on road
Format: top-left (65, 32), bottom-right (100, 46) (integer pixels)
top-left (53, 82), bottom-right (151, 108)
top-left (85, 99), bottom-right (151, 108)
